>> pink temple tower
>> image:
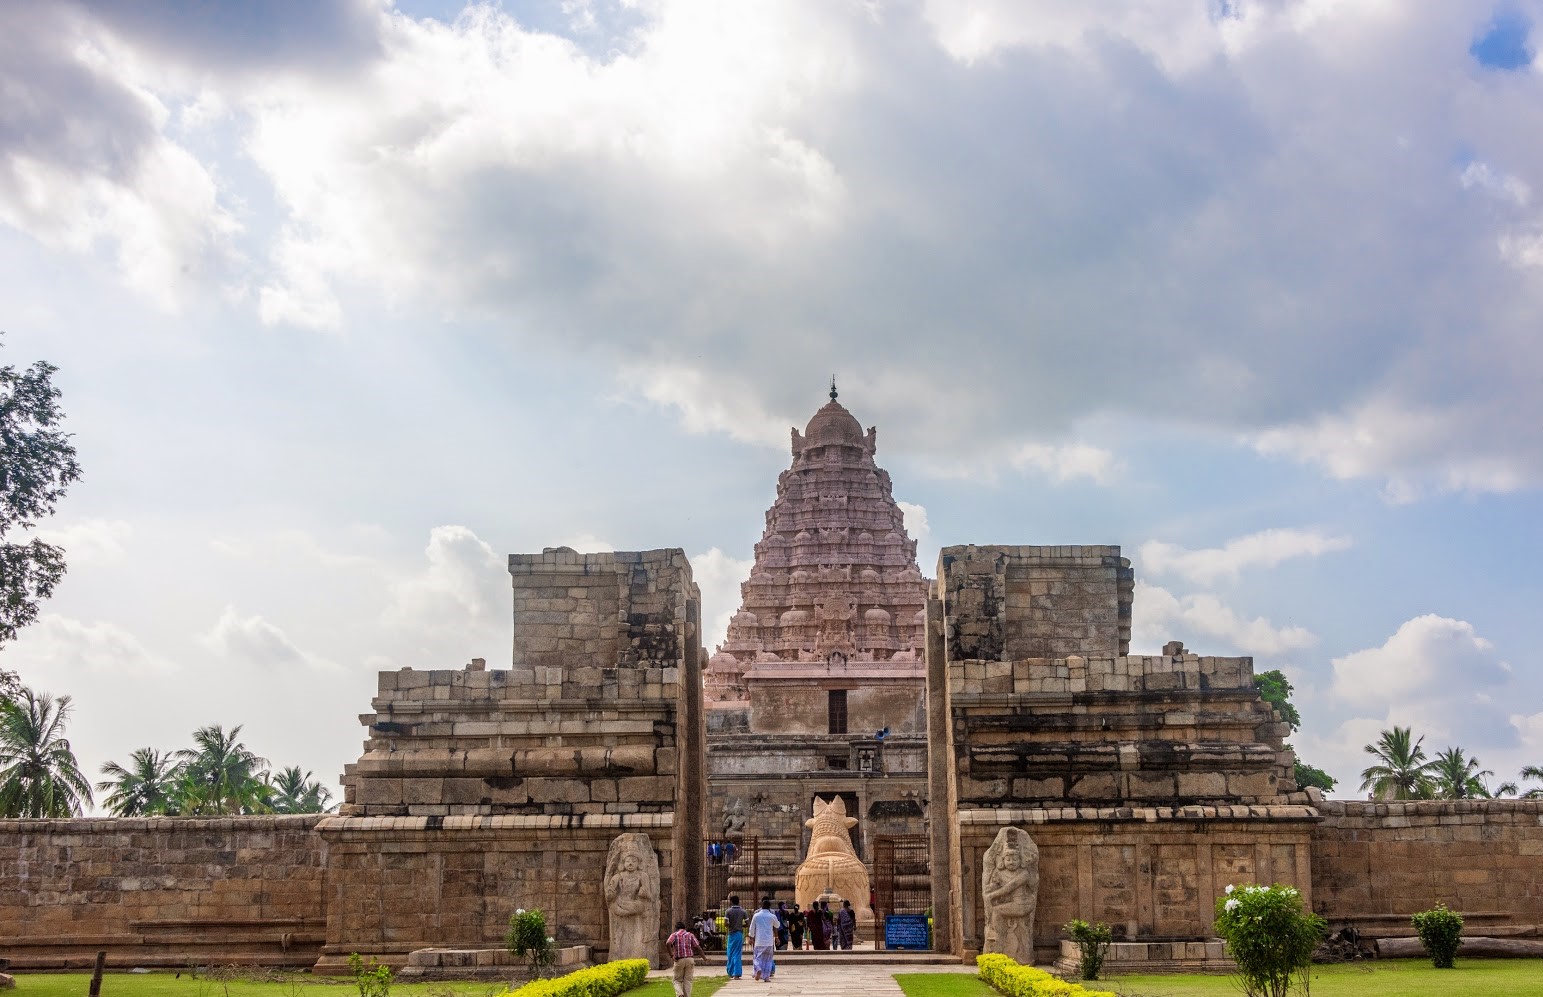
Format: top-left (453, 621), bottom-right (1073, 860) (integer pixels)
top-left (703, 382), bottom-right (929, 710)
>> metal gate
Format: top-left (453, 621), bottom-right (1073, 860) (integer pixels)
top-left (873, 833), bottom-right (930, 913)
top-left (703, 835), bottom-right (801, 911)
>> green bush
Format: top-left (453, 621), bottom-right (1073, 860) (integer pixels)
top-left (507, 908), bottom-right (558, 974)
top-left (1063, 919), bottom-right (1112, 981)
top-left (1212, 884), bottom-right (1324, 997)
top-left (1411, 903), bottom-right (1464, 969)
top-left (500, 959), bottom-right (649, 997)
top-left (976, 953), bottom-right (1115, 997)
top-left (346, 954), bottom-right (392, 997)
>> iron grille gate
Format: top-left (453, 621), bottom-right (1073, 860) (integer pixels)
top-left (873, 833), bottom-right (931, 949)
top-left (703, 835), bottom-right (801, 911)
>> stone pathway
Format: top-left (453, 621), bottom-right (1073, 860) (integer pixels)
top-left (657, 960), bottom-right (977, 997)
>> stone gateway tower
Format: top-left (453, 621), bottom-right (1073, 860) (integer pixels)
top-left (703, 386), bottom-right (932, 897)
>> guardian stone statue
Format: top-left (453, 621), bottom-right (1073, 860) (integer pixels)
top-left (981, 826), bottom-right (1039, 963)
top-left (604, 833), bottom-right (660, 965)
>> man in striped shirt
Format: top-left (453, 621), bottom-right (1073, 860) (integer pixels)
top-left (665, 921), bottom-right (707, 997)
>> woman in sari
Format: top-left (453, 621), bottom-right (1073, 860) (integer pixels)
top-left (807, 902), bottom-right (828, 950)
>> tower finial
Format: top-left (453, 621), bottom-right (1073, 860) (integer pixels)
top-left (829, 375), bottom-right (838, 402)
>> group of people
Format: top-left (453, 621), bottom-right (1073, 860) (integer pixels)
top-left (664, 894), bottom-right (861, 997)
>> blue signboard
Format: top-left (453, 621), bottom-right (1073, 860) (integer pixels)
top-left (884, 914), bottom-right (930, 950)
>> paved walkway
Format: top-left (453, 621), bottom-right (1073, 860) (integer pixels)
top-left (657, 960), bottom-right (977, 997)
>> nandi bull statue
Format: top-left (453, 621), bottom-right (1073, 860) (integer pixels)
top-left (794, 796), bottom-right (874, 924)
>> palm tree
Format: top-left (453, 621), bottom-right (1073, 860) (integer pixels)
top-left (1520, 764), bottom-right (1543, 800)
top-left (1359, 726), bottom-right (1436, 800)
top-left (174, 724), bottom-right (271, 815)
top-left (1430, 746), bottom-right (1496, 799)
top-left (96, 748), bottom-right (184, 816)
top-left (0, 688), bottom-right (93, 817)
top-left (266, 766), bottom-right (334, 814)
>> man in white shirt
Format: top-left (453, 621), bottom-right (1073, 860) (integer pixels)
top-left (749, 897), bottom-right (781, 982)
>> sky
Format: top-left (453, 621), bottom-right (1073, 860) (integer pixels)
top-left (2, 0), bottom-right (1542, 807)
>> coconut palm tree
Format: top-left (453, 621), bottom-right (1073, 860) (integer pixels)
top-left (1520, 765), bottom-right (1543, 800)
top-left (96, 748), bottom-right (184, 816)
top-left (174, 724), bottom-right (271, 815)
top-left (1358, 726), bottom-right (1436, 800)
top-left (1430, 746), bottom-right (1496, 799)
top-left (266, 766), bottom-right (334, 814)
top-left (0, 688), bottom-right (93, 817)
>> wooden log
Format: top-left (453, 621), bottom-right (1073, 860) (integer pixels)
top-left (1376, 936), bottom-right (1543, 959)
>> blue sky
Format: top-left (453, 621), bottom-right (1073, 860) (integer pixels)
top-left (3, 0), bottom-right (1542, 805)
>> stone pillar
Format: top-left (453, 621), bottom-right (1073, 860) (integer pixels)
top-left (925, 590), bottom-right (962, 957)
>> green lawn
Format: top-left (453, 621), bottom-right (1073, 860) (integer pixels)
top-left (2, 971), bottom-right (726, 997)
top-left (896, 960), bottom-right (1543, 997)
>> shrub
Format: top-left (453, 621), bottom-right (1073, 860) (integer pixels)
top-left (500, 959), bottom-right (649, 997)
top-left (1411, 903), bottom-right (1464, 969)
top-left (1063, 919), bottom-right (1112, 981)
top-left (977, 953), bottom-right (1116, 997)
top-left (507, 908), bottom-right (558, 975)
top-left (1213, 884), bottom-right (1325, 997)
top-left (347, 954), bottom-right (392, 997)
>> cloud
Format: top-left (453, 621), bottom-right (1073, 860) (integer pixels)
top-left (1133, 581), bottom-right (1315, 656)
top-left (1140, 527), bottom-right (1351, 585)
top-left (201, 604), bottom-right (336, 670)
top-left (2, 613), bottom-right (173, 675)
top-left (387, 524), bottom-right (505, 625)
top-left (897, 501), bottom-right (937, 575)
top-left (691, 546), bottom-right (755, 650)
top-left (33, 518), bottom-right (133, 564)
top-left (8, 3), bottom-right (1543, 492)
top-left (1330, 614), bottom-right (1509, 711)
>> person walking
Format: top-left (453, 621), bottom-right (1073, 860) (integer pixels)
top-left (775, 901), bottom-right (790, 949)
top-left (807, 901), bottom-right (828, 950)
top-left (834, 899), bottom-right (856, 951)
top-left (787, 903), bottom-right (806, 950)
top-left (749, 898), bottom-right (780, 982)
top-left (665, 920), bottom-right (707, 997)
top-left (724, 895), bottom-right (748, 979)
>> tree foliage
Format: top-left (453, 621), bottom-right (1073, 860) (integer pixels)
top-left (267, 765), bottom-right (334, 814)
top-left (96, 748), bottom-right (184, 816)
top-left (1214, 883), bottom-right (1324, 997)
top-left (0, 688), bottom-right (93, 817)
top-left (0, 341), bottom-right (81, 648)
top-left (1359, 725), bottom-right (1436, 800)
top-left (1253, 670), bottom-right (1335, 792)
top-left (174, 724), bottom-right (271, 815)
top-left (1430, 747), bottom-right (1496, 800)
top-left (1519, 764), bottom-right (1543, 800)
top-left (98, 728), bottom-right (334, 816)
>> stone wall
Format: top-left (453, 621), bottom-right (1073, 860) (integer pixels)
top-left (0, 816), bottom-right (324, 970)
top-left (957, 807), bottom-right (1317, 962)
top-left (1312, 799), bottom-right (1543, 937)
top-left (314, 814), bottom-right (673, 971)
top-left (939, 545), bottom-right (1133, 661)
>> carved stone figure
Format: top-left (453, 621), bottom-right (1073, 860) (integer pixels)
top-left (605, 833), bottom-right (660, 965)
top-left (981, 826), bottom-right (1039, 963)
top-left (722, 797), bottom-right (748, 835)
top-left (794, 796), bottom-right (873, 924)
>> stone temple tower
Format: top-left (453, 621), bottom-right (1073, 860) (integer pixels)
top-left (703, 385), bottom-right (932, 879)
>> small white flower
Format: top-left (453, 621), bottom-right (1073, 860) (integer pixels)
top-left (1224, 885), bottom-right (1234, 895)
top-left (516, 908), bottom-right (525, 915)
top-left (1224, 898), bottom-right (1240, 912)
top-left (547, 937), bottom-right (555, 943)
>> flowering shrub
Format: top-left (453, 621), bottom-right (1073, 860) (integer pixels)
top-left (1213, 884), bottom-right (1325, 997)
top-left (506, 907), bottom-right (558, 974)
top-left (976, 953), bottom-right (1116, 997)
top-left (500, 959), bottom-right (649, 997)
top-left (1063, 919), bottom-right (1112, 981)
top-left (1411, 903), bottom-right (1464, 969)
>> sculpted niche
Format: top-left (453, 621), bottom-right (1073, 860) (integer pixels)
top-left (981, 826), bottom-right (1039, 963)
top-left (794, 796), bottom-right (873, 923)
top-left (604, 833), bottom-right (661, 965)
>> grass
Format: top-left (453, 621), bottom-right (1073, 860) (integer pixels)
top-left (896, 959), bottom-right (1543, 997)
top-left (3, 970), bottom-right (727, 997)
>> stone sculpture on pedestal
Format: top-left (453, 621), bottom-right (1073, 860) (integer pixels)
top-left (794, 796), bottom-right (873, 923)
top-left (981, 826), bottom-right (1039, 963)
top-left (604, 833), bottom-right (661, 965)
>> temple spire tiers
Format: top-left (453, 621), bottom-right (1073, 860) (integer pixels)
top-left (704, 392), bottom-right (930, 708)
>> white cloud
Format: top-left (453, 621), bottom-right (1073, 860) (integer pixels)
top-left (1133, 581), bottom-right (1315, 656)
top-left (1140, 527), bottom-right (1351, 585)
top-left (1009, 442), bottom-right (1121, 485)
top-left (2, 613), bottom-right (174, 676)
top-left (201, 604), bottom-right (337, 671)
top-left (387, 524), bottom-right (505, 625)
top-left (34, 518), bottom-right (134, 564)
top-left (897, 500), bottom-right (937, 575)
top-left (1330, 614), bottom-right (1507, 710)
top-left (691, 546), bottom-right (755, 650)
